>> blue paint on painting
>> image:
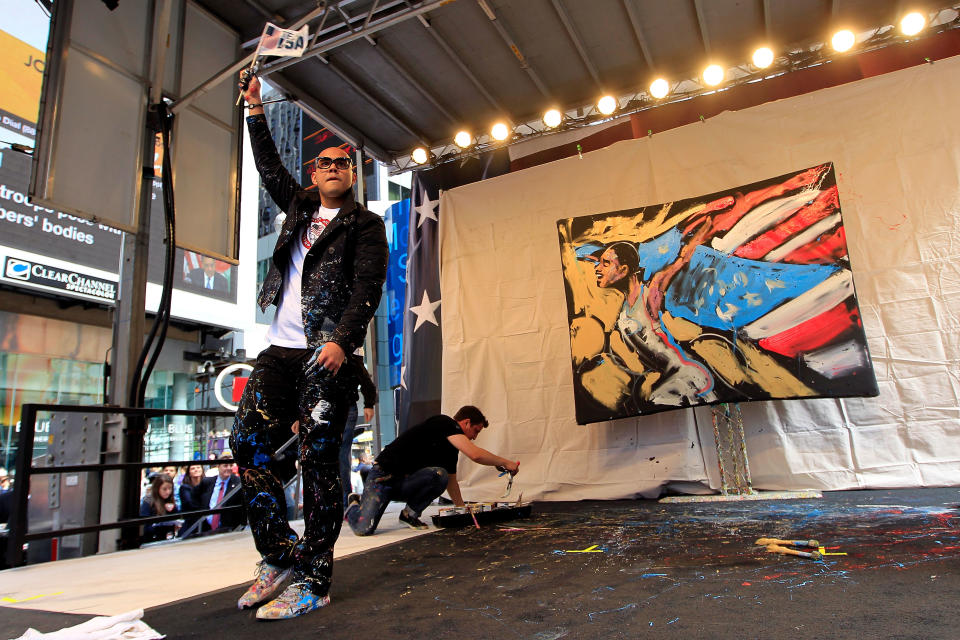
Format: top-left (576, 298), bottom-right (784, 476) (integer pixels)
top-left (664, 246), bottom-right (839, 330)
top-left (636, 228), bottom-right (682, 278)
top-left (575, 229), bottom-right (682, 278)
top-left (575, 243), bottom-right (603, 260)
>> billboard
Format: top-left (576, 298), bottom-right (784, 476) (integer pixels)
top-left (0, 148), bottom-right (122, 270)
top-left (0, 148), bottom-right (237, 305)
top-left (0, 27), bottom-right (43, 140)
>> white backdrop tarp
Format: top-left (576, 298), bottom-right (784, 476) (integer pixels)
top-left (439, 54), bottom-right (960, 501)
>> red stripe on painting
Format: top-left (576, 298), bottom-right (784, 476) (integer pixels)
top-left (758, 300), bottom-right (861, 357)
top-left (734, 186), bottom-right (840, 260)
top-left (781, 226), bottom-right (848, 264)
top-left (683, 165), bottom-right (830, 240)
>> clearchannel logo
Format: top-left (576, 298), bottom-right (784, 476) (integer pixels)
top-left (2, 255), bottom-right (117, 301)
top-left (4, 257), bottom-right (31, 280)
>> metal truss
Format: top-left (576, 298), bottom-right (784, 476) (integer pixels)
top-left (549, 0), bottom-right (602, 89)
top-left (476, 0), bottom-right (553, 100)
top-left (367, 37), bottom-right (461, 126)
top-left (387, 11), bottom-right (960, 173)
top-left (415, 13), bottom-right (506, 113)
top-left (259, 0), bottom-right (450, 75)
top-left (317, 54), bottom-right (431, 146)
top-left (171, 0), bottom-right (450, 119)
top-left (692, 0), bottom-right (712, 57)
top-left (622, 0), bottom-right (655, 69)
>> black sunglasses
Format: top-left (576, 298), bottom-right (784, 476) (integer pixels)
top-left (316, 156), bottom-right (353, 170)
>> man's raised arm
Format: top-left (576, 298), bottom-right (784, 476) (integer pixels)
top-left (241, 74), bottom-right (300, 214)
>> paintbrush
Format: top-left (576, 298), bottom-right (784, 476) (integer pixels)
top-left (497, 466), bottom-right (514, 498)
top-left (755, 537), bottom-right (819, 549)
top-left (765, 544), bottom-right (821, 559)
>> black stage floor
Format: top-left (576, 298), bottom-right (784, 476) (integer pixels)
top-left (7, 488), bottom-right (960, 639)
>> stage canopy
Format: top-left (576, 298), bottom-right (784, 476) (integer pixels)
top-left (192, 0), bottom-right (956, 170)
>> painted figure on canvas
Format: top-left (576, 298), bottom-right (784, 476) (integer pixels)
top-left (558, 163), bottom-right (878, 424)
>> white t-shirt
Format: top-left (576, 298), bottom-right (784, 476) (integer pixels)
top-left (266, 206), bottom-right (339, 348)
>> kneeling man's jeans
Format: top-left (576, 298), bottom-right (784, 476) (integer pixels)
top-left (345, 464), bottom-right (448, 536)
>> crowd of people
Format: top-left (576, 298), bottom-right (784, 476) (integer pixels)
top-left (138, 454), bottom-right (246, 542)
top-left (137, 442), bottom-right (378, 544)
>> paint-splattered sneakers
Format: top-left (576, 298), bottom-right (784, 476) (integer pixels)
top-left (255, 582), bottom-right (330, 620)
top-left (237, 561), bottom-right (292, 609)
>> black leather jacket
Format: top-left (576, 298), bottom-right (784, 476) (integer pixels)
top-left (247, 114), bottom-right (388, 354)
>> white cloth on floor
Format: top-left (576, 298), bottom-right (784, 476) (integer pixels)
top-left (13, 609), bottom-right (163, 640)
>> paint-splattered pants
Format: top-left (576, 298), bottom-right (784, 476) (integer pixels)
top-left (230, 344), bottom-right (355, 597)
top-left (344, 464), bottom-right (449, 536)
top-left (339, 404), bottom-right (359, 506)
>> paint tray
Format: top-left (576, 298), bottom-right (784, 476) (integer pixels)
top-left (431, 502), bottom-right (533, 528)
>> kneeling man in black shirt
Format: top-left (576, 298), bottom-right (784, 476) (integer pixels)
top-left (344, 405), bottom-right (518, 534)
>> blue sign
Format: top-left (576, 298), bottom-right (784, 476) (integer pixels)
top-left (384, 199), bottom-right (410, 388)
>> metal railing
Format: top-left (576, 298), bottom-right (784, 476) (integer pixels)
top-left (6, 403), bottom-right (240, 567)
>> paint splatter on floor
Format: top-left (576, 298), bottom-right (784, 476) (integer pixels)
top-left (142, 488), bottom-right (960, 640)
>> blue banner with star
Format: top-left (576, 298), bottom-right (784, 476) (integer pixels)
top-left (396, 172), bottom-right (443, 434)
top-left (394, 150), bottom-right (511, 434)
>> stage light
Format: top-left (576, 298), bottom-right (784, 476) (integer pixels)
top-left (649, 78), bottom-right (669, 99)
top-left (752, 46), bottom-right (774, 69)
top-left (411, 147), bottom-right (428, 164)
top-left (543, 108), bottom-right (563, 128)
top-left (454, 130), bottom-right (472, 148)
top-left (831, 29), bottom-right (855, 52)
top-left (491, 122), bottom-right (510, 141)
top-left (702, 64), bottom-right (724, 86)
top-left (597, 95), bottom-right (617, 115)
top-left (900, 12), bottom-right (926, 36)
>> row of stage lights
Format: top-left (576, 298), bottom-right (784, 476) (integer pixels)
top-left (409, 11), bottom-right (931, 166)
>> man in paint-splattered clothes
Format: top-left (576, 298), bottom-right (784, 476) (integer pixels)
top-left (345, 405), bottom-right (520, 535)
top-left (232, 74), bottom-right (387, 620)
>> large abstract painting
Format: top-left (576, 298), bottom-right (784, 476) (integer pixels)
top-left (557, 163), bottom-right (878, 424)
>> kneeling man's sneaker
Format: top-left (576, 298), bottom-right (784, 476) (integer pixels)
top-left (238, 561), bottom-right (292, 609)
top-left (399, 508), bottom-right (429, 530)
top-left (256, 582), bottom-right (330, 620)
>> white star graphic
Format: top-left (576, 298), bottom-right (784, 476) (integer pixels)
top-left (409, 290), bottom-right (441, 332)
top-left (415, 187), bottom-right (439, 228)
